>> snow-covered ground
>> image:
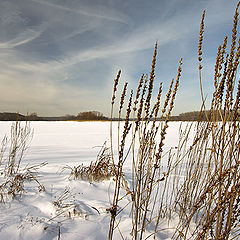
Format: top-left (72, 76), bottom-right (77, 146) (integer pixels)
top-left (0, 121), bottom-right (188, 240)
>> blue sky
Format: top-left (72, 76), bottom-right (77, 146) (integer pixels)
top-left (0, 0), bottom-right (239, 116)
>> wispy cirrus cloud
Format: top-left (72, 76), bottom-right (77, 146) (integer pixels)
top-left (0, 0), bottom-right (239, 116)
top-left (0, 26), bottom-right (46, 49)
top-left (28, 0), bottom-right (131, 24)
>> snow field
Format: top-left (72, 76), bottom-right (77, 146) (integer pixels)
top-left (0, 121), bottom-right (190, 240)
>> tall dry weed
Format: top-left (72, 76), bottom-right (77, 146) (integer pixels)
top-left (172, 3), bottom-right (240, 239)
top-left (108, 42), bottom-right (183, 240)
top-left (107, 2), bottom-right (240, 240)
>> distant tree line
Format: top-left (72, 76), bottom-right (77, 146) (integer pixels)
top-left (0, 112), bottom-right (31, 121)
top-left (170, 110), bottom-right (239, 121)
top-left (0, 111), bottom-right (109, 121)
top-left (0, 110), bottom-right (238, 121)
top-left (77, 111), bottom-right (108, 121)
top-left (170, 111), bottom-right (207, 121)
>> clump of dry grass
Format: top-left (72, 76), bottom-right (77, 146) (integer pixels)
top-left (0, 121), bottom-right (45, 202)
top-left (51, 188), bottom-right (100, 221)
top-left (65, 142), bottom-right (115, 182)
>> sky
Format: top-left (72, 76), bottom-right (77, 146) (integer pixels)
top-left (0, 0), bottom-right (239, 117)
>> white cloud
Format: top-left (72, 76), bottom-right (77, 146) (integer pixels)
top-left (0, 27), bottom-right (45, 49)
top-left (28, 0), bottom-right (131, 24)
top-left (0, 0), bottom-right (239, 116)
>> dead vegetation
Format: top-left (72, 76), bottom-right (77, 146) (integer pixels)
top-left (64, 142), bottom-right (116, 182)
top-left (172, 3), bottom-right (240, 239)
top-left (107, 2), bottom-right (240, 240)
top-left (0, 121), bottom-right (45, 202)
top-left (108, 40), bottom-right (183, 239)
